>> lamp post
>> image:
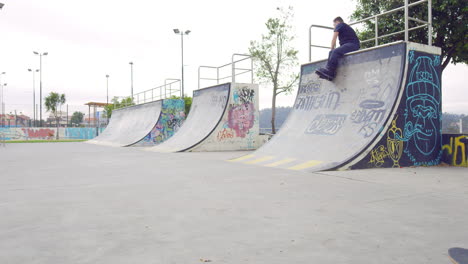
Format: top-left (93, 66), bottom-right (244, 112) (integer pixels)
top-left (1, 82), bottom-right (7, 128)
top-left (173, 29), bottom-right (191, 99)
top-left (129, 62), bottom-right (133, 100)
top-left (33, 51), bottom-right (48, 127)
top-left (106, 74), bottom-right (109, 105)
top-left (28, 69), bottom-right (39, 126)
top-left (0, 72), bottom-right (4, 127)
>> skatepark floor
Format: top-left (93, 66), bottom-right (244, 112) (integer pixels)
top-left (0, 142), bottom-right (467, 264)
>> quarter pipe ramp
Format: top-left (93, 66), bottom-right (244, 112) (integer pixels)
top-left (231, 42), bottom-right (443, 171)
top-left (148, 82), bottom-right (262, 152)
top-left (88, 99), bottom-right (185, 147)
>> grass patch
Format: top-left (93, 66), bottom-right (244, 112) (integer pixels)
top-left (4, 139), bottom-right (88, 143)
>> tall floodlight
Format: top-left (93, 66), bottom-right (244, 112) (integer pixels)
top-left (173, 29), bottom-right (191, 98)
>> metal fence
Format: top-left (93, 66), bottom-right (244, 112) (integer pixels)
top-left (308, 0), bottom-right (432, 61)
top-left (198, 53), bottom-right (253, 89)
top-left (130, 79), bottom-right (181, 105)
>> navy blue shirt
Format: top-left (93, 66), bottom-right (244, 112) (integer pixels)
top-left (334, 23), bottom-right (360, 46)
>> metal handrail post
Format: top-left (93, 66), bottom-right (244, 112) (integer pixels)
top-left (198, 67), bottom-right (201, 89)
top-left (251, 57), bottom-right (254, 83)
top-left (404, 0), bottom-right (409, 41)
top-left (375, 16), bottom-right (379, 46)
top-left (428, 0), bottom-right (432, 45)
top-left (232, 59), bottom-right (236, 83)
top-left (309, 24), bottom-right (334, 61)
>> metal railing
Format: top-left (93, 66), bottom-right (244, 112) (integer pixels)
top-left (308, 0), bottom-right (432, 61)
top-left (130, 79), bottom-right (181, 106)
top-left (198, 53), bottom-right (254, 89)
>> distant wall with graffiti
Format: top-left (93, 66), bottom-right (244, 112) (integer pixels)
top-left (0, 127), bottom-right (105, 140)
top-left (351, 45), bottom-right (443, 169)
top-left (194, 83), bottom-right (260, 151)
top-left (441, 134), bottom-right (468, 167)
top-left (133, 99), bottom-right (185, 146)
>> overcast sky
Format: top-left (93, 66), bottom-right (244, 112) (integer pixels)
top-left (0, 0), bottom-right (466, 116)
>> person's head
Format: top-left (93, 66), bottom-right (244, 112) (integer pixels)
top-left (333, 16), bottom-right (344, 27)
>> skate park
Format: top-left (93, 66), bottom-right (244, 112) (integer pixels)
top-left (1, 1), bottom-right (467, 263)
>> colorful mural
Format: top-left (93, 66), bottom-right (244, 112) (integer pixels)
top-left (212, 85), bottom-right (258, 150)
top-left (135, 99), bottom-right (185, 146)
top-left (352, 50), bottom-right (443, 169)
top-left (0, 127), bottom-right (104, 140)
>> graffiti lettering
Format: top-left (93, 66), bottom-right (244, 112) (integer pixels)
top-left (237, 88), bottom-right (255, 104)
top-left (358, 122), bottom-right (378, 138)
top-left (442, 135), bottom-right (468, 167)
top-left (368, 145), bottom-right (389, 167)
top-left (295, 92), bottom-right (340, 111)
top-left (359, 100), bottom-right (385, 109)
top-left (351, 109), bottom-right (386, 124)
top-left (298, 81), bottom-right (322, 95)
top-left (211, 95), bottom-right (228, 109)
top-left (217, 128), bottom-right (235, 141)
top-left (305, 114), bottom-right (346, 135)
top-left (22, 128), bottom-right (55, 139)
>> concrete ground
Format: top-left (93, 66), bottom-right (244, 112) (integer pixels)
top-left (0, 142), bottom-right (467, 264)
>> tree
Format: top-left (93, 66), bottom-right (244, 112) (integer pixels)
top-left (351, 0), bottom-right (467, 72)
top-left (44, 92), bottom-right (66, 139)
top-left (249, 6), bottom-right (299, 134)
top-left (169, 95), bottom-right (193, 115)
top-left (103, 97), bottom-right (135, 119)
top-left (70, 111), bottom-right (84, 126)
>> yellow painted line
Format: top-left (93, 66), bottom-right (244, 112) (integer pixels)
top-left (287, 160), bottom-right (323, 170)
top-left (264, 158), bottom-right (297, 167)
top-left (229, 154), bottom-right (255, 162)
top-left (244, 156), bottom-right (275, 164)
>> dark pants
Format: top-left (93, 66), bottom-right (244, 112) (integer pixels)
top-left (326, 42), bottom-right (360, 74)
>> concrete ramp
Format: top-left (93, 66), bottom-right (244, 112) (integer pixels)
top-left (148, 82), bottom-right (261, 152)
top-left (232, 42), bottom-right (443, 171)
top-left (88, 99), bottom-right (184, 147)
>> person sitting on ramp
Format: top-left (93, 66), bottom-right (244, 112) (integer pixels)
top-left (316, 16), bottom-right (360, 81)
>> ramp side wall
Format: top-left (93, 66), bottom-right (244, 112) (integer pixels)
top-left (191, 83), bottom-right (260, 151)
top-left (132, 99), bottom-right (186, 147)
top-left (349, 43), bottom-right (443, 169)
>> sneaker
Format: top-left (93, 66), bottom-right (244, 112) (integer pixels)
top-left (316, 68), bottom-right (335, 81)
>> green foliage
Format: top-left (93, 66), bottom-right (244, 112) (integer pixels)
top-left (44, 92), bottom-right (66, 139)
top-left (351, 0), bottom-right (467, 71)
top-left (249, 6), bottom-right (299, 133)
top-left (44, 92), bottom-right (66, 115)
top-left (104, 97), bottom-right (135, 118)
top-left (169, 95), bottom-right (192, 115)
top-left (70, 111), bottom-right (84, 126)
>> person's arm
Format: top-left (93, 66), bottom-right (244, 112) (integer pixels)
top-left (331, 32), bottom-right (339, 50)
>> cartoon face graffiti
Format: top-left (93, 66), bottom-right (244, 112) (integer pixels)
top-left (403, 55), bottom-right (441, 161)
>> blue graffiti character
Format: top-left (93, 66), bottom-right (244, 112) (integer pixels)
top-left (399, 56), bottom-right (441, 164)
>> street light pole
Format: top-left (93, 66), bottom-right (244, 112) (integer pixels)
top-left (1, 83), bottom-right (7, 128)
top-left (34, 51), bottom-right (48, 127)
top-left (28, 69), bottom-right (39, 126)
top-left (106, 74), bottom-right (109, 105)
top-left (173, 29), bottom-right (191, 99)
top-left (0, 72), bottom-right (4, 127)
top-left (129, 62), bottom-right (133, 100)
